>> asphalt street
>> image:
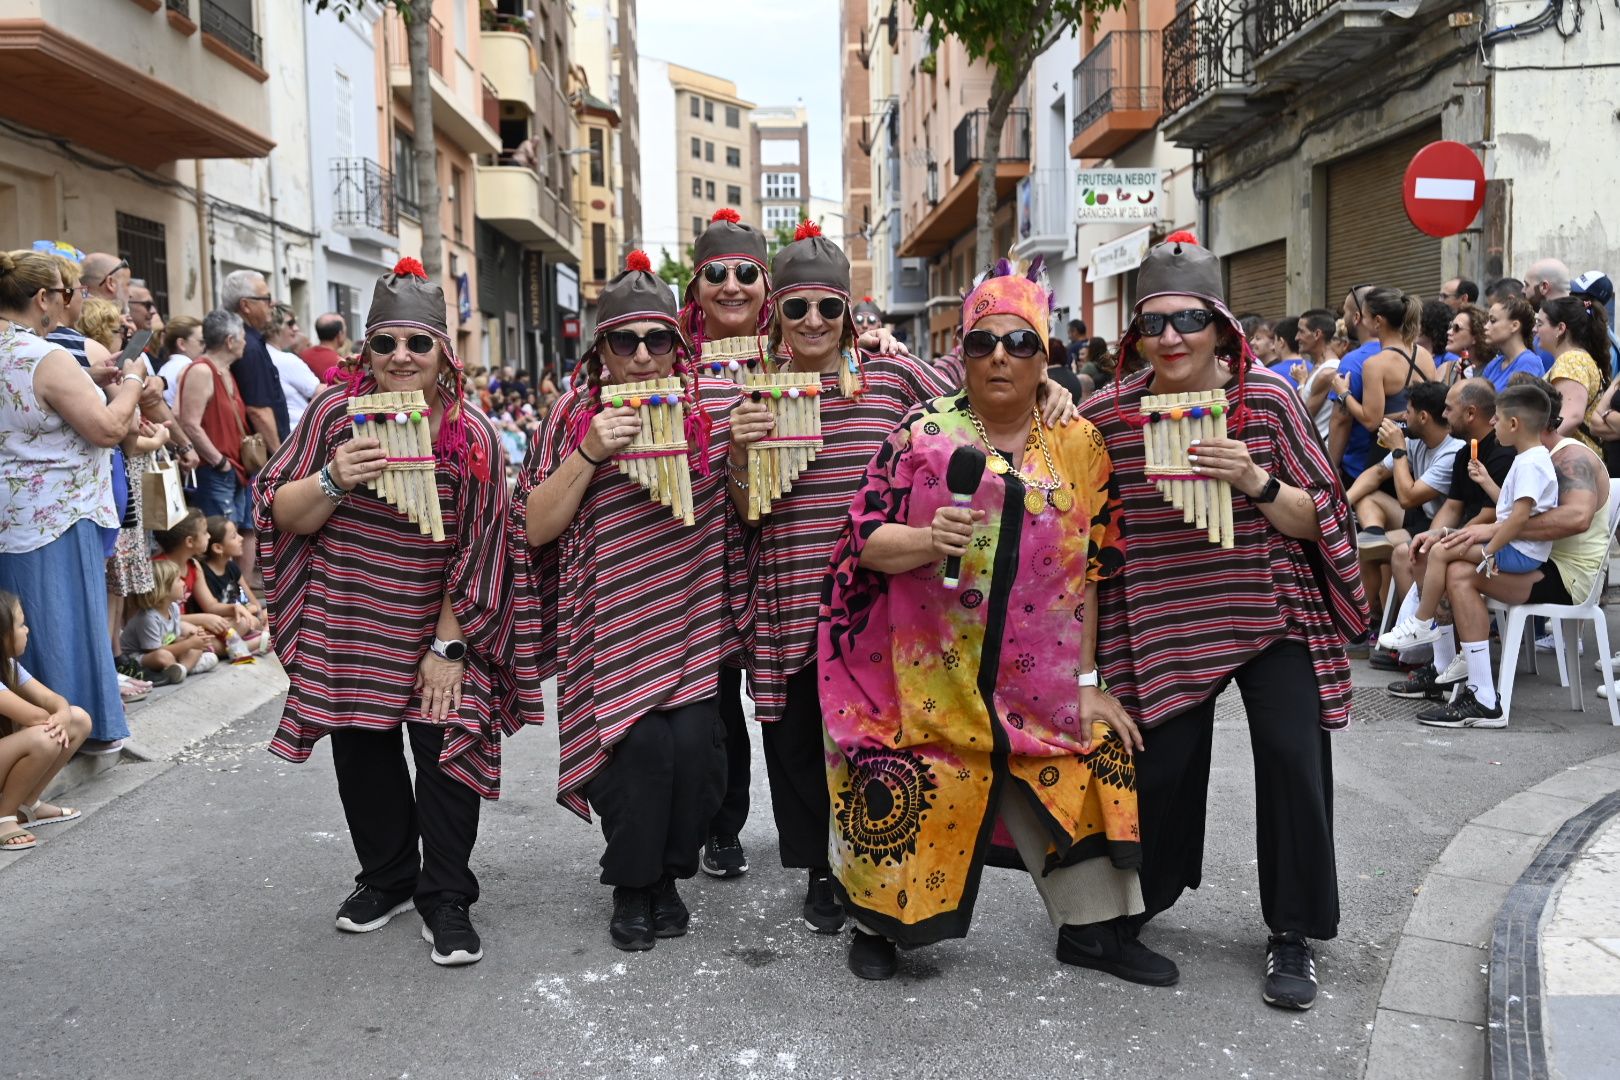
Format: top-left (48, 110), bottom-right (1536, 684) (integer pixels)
top-left (6, 665), bottom-right (1620, 1080)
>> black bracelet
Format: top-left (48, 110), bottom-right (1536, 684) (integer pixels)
top-left (577, 446), bottom-right (607, 467)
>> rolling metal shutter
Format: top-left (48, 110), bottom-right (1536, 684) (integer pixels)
top-left (1226, 240), bottom-right (1288, 319)
top-left (1326, 124), bottom-right (1442, 306)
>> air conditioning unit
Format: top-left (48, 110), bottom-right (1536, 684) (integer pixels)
top-left (898, 258), bottom-right (925, 288)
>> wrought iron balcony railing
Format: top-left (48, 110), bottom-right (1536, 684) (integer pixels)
top-left (332, 158), bottom-right (399, 237)
top-left (1253, 0), bottom-right (1337, 57)
top-left (1162, 0), bottom-right (1255, 117)
top-left (952, 108), bottom-right (1031, 179)
top-left (200, 0), bottom-right (260, 66)
top-left (1073, 29), bottom-right (1163, 138)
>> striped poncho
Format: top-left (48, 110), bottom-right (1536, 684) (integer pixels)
top-left (513, 377), bottom-right (751, 821)
top-left (254, 381), bottom-right (542, 799)
top-left (1080, 365), bottom-right (1369, 730)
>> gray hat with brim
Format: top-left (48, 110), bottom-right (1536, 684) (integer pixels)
top-left (1119, 230), bottom-right (1245, 362)
top-left (596, 251), bottom-right (682, 338)
top-left (769, 222), bottom-right (850, 299)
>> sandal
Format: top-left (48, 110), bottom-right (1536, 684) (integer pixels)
top-left (118, 674), bottom-right (150, 703)
top-left (19, 800), bottom-right (80, 828)
top-left (0, 816), bottom-right (37, 851)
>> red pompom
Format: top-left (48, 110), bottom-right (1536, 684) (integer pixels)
top-left (862, 296), bottom-right (875, 303)
top-left (793, 220), bottom-right (822, 241)
top-left (625, 249), bottom-right (652, 273)
top-left (1164, 230), bottom-right (1200, 247)
top-left (710, 207), bottom-right (741, 224)
top-left (392, 256), bottom-right (428, 280)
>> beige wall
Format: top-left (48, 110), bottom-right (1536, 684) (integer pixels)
top-left (670, 65), bottom-right (754, 246)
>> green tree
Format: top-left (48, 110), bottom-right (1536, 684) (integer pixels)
top-left (910, 0), bottom-right (1120, 269)
top-left (657, 245), bottom-right (697, 294)
top-left (767, 205), bottom-right (808, 259)
top-left (309, 0), bottom-right (444, 282)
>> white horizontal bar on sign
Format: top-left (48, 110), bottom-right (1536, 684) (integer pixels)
top-left (1414, 177), bottom-right (1476, 201)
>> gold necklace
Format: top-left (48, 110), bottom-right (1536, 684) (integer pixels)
top-left (965, 406), bottom-right (1072, 515)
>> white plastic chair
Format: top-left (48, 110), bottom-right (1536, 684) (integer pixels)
top-left (1489, 485), bottom-right (1620, 726)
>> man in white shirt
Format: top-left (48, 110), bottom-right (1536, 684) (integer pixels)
top-left (267, 302), bottom-right (321, 429)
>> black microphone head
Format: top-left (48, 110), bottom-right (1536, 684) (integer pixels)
top-left (945, 445), bottom-right (987, 497)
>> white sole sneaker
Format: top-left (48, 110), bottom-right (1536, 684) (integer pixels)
top-left (420, 923), bottom-right (483, 965)
top-left (1378, 619), bottom-right (1443, 652)
top-left (1593, 651), bottom-right (1620, 673)
top-left (1434, 655), bottom-right (1470, 686)
top-left (335, 898), bottom-right (414, 933)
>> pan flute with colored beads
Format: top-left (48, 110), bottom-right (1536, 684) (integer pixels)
top-left (1140, 388), bottom-right (1235, 549)
top-left (699, 334), bottom-right (771, 383)
top-left (348, 390), bottom-right (445, 541)
top-left (742, 371), bottom-right (823, 518)
top-left (601, 376), bottom-right (695, 525)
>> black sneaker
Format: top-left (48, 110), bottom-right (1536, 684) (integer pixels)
top-left (652, 875), bottom-right (690, 938)
top-left (1386, 664), bottom-right (1443, 701)
top-left (1263, 931), bottom-right (1317, 1010)
top-left (701, 834), bottom-right (748, 878)
top-left (1057, 918), bottom-right (1180, 986)
top-left (419, 902), bottom-right (482, 966)
top-left (847, 929), bottom-right (897, 980)
top-left (609, 886), bottom-right (656, 952)
top-left (1416, 685), bottom-right (1507, 729)
top-left (1367, 647), bottom-right (1416, 672)
top-left (803, 869), bottom-right (846, 934)
top-left (334, 884), bottom-right (415, 933)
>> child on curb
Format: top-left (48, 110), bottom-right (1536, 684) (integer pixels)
top-left (1, 590), bottom-right (93, 852)
top-left (202, 516), bottom-right (269, 651)
top-left (120, 560), bottom-right (222, 685)
top-left (153, 510), bottom-right (250, 642)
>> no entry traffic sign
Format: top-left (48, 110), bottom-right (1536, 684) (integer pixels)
top-left (1403, 140), bottom-right (1486, 238)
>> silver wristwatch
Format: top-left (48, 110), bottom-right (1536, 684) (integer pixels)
top-left (430, 636), bottom-right (468, 662)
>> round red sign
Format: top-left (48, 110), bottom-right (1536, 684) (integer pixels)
top-left (1403, 141), bottom-right (1486, 238)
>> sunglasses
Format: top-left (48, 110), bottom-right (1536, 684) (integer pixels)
top-left (368, 332), bottom-right (437, 356)
top-left (604, 328), bottom-right (677, 358)
top-left (781, 296), bottom-right (846, 321)
top-left (853, 312), bottom-right (881, 325)
top-left (129, 299), bottom-right (157, 310)
top-left (38, 286), bottom-right (74, 303)
top-left (1134, 309), bottom-right (1216, 337)
top-left (962, 328), bottom-right (1044, 359)
top-left (91, 259), bottom-right (130, 287)
top-left (701, 261), bottom-right (761, 287)
top-left (1346, 282), bottom-right (1374, 316)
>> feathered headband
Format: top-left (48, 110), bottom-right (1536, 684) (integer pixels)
top-left (962, 252), bottom-right (1054, 336)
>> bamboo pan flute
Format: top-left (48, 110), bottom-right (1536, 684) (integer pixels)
top-left (700, 334), bottom-right (772, 383)
top-left (741, 371), bottom-right (823, 518)
top-left (347, 390), bottom-right (445, 541)
top-left (1140, 388), bottom-right (1235, 548)
top-left (601, 376), bottom-right (695, 525)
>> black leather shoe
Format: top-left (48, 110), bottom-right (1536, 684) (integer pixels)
top-left (652, 876), bottom-right (690, 938)
top-left (1057, 918), bottom-right (1179, 986)
top-left (847, 930), bottom-right (897, 980)
top-left (609, 886), bottom-right (656, 952)
top-left (803, 869), bottom-right (846, 934)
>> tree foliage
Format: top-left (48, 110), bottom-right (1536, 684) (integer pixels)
top-left (657, 246), bottom-right (697, 294)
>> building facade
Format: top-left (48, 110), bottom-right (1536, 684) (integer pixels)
top-left (751, 105), bottom-right (809, 249)
top-left (573, 0), bottom-right (634, 333)
top-left (839, 0), bottom-right (875, 299)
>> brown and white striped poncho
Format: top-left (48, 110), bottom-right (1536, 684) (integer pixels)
top-left (254, 381), bottom-right (542, 799)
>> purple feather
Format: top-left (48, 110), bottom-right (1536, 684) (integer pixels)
top-left (1027, 254), bottom-right (1046, 282)
top-left (993, 257), bottom-right (1013, 278)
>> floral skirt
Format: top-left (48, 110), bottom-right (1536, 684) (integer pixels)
top-left (106, 452), bottom-right (154, 598)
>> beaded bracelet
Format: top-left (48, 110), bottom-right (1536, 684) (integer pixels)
top-left (318, 464), bottom-right (348, 504)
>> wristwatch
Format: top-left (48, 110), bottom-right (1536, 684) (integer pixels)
top-left (1077, 670), bottom-right (1100, 688)
top-left (430, 636), bottom-right (468, 662)
top-left (1390, 448), bottom-right (1408, 460)
top-left (1252, 473), bottom-right (1282, 504)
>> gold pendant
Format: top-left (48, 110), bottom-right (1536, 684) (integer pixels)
top-left (1024, 488), bottom-right (1047, 515)
top-left (1050, 488), bottom-right (1074, 512)
top-left (987, 454), bottom-right (1010, 475)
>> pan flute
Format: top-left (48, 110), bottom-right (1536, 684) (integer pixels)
top-left (700, 334), bottom-right (771, 383)
top-left (601, 376), bottom-right (696, 525)
top-left (742, 371), bottom-right (823, 518)
top-left (1140, 388), bottom-right (1235, 548)
top-left (348, 390), bottom-right (445, 541)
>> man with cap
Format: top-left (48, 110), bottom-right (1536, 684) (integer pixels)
top-left (516, 251), bottom-right (755, 952)
top-left (1081, 231), bottom-right (1368, 1011)
top-left (254, 257), bottom-right (538, 968)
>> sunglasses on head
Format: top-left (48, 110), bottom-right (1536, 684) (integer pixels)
top-left (1133, 309), bottom-right (1216, 337)
top-left (781, 296), bottom-right (846, 321)
top-left (368, 332), bottom-right (437, 356)
top-left (603, 328), bottom-right (677, 358)
top-left (702, 261), bottom-right (761, 287)
top-left (962, 328), bottom-right (1044, 359)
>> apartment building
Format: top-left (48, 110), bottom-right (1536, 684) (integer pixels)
top-left (839, 0), bottom-right (875, 299)
top-left (573, 0), bottom-right (641, 332)
top-left (751, 105), bottom-right (809, 249)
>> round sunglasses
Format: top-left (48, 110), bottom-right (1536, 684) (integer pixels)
top-left (781, 296), bottom-right (846, 321)
top-left (1133, 309), bottom-right (1216, 337)
top-left (604, 328), bottom-right (677, 358)
top-left (701, 261), bottom-right (761, 287)
top-left (368, 332), bottom-right (437, 356)
top-left (962, 328), bottom-right (1044, 360)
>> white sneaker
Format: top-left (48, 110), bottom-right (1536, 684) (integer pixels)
top-left (1593, 649), bottom-right (1620, 673)
top-left (1535, 632), bottom-right (1584, 655)
top-left (1378, 616), bottom-right (1443, 652)
top-left (192, 652), bottom-right (221, 674)
top-left (1434, 653), bottom-right (1470, 686)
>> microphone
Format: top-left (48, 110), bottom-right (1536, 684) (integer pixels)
top-left (942, 445), bottom-right (986, 589)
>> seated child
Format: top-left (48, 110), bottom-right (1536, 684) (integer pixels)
top-left (1, 590), bottom-right (92, 851)
top-left (120, 560), bottom-right (222, 685)
top-left (153, 510), bottom-right (253, 643)
top-left (201, 516), bottom-right (268, 649)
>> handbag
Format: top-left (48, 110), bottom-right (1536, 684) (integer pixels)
top-left (226, 379), bottom-right (270, 474)
top-left (140, 448), bottom-right (187, 530)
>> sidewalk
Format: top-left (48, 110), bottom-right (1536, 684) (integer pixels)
top-left (1541, 813), bottom-right (1620, 1079)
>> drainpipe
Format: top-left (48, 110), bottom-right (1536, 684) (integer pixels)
top-left (196, 160), bottom-right (214, 310)
top-left (268, 153), bottom-right (284, 299)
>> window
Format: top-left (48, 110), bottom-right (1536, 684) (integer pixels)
top-left (393, 126), bottom-right (419, 216)
top-left (589, 128), bottom-right (605, 186)
top-left (116, 212), bottom-right (169, 318)
top-left (703, 180), bottom-right (714, 201)
top-left (704, 100), bottom-right (714, 123)
top-left (762, 205), bottom-right (799, 232)
top-left (725, 146), bottom-right (740, 168)
top-left (764, 172), bottom-right (800, 200)
top-left (726, 106), bottom-right (740, 128)
top-left (591, 222), bottom-right (608, 283)
top-left (689, 94), bottom-right (700, 118)
top-left (692, 216), bottom-right (703, 238)
top-left (449, 166), bottom-right (465, 241)
top-left (690, 137), bottom-right (701, 159)
top-left (705, 141), bottom-right (714, 163)
top-left (333, 69), bottom-right (354, 160)
top-left (727, 184), bottom-right (742, 204)
top-left (692, 177), bottom-right (702, 197)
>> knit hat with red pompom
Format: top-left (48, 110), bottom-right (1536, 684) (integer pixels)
top-left (366, 255), bottom-right (451, 346)
top-left (852, 295), bottom-right (883, 322)
top-left (689, 207), bottom-right (768, 284)
top-left (1134, 230), bottom-right (1226, 310)
top-left (595, 249), bottom-right (685, 339)
top-left (768, 219), bottom-right (850, 301)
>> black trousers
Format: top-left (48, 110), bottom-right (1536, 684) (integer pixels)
top-left (330, 722), bottom-right (481, 916)
top-left (585, 700), bottom-right (726, 888)
top-left (708, 664), bottom-right (751, 836)
top-left (1131, 641), bottom-right (1340, 941)
top-left (761, 662), bottom-right (831, 871)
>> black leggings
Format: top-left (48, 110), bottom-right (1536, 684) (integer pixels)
top-left (708, 664), bottom-right (751, 836)
top-left (761, 663), bottom-right (831, 871)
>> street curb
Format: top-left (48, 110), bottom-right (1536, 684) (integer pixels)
top-left (122, 654), bottom-right (287, 762)
top-left (1362, 751), bottom-right (1620, 1080)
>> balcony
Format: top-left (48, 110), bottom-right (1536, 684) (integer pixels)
top-left (1070, 30), bottom-right (1162, 160)
top-left (953, 108), bottom-right (1031, 178)
top-left (899, 110), bottom-right (1030, 258)
top-left (0, 0), bottom-right (273, 167)
top-left (199, 0), bottom-right (259, 73)
top-left (481, 29), bottom-right (536, 110)
top-left (475, 165), bottom-right (579, 258)
top-left (332, 158), bottom-right (399, 248)
top-left (1160, 0), bottom-right (1268, 149)
top-left (386, 13), bottom-right (500, 156)
top-left (1251, 0), bottom-right (1407, 85)
top-left (1012, 168), bottom-right (1074, 259)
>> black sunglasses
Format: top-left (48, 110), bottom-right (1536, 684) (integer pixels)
top-left (701, 261), bottom-right (761, 287)
top-left (1134, 309), bottom-right (1216, 337)
top-left (38, 286), bottom-right (75, 303)
top-left (962, 328), bottom-right (1044, 360)
top-left (368, 332), bottom-right (437, 356)
top-left (604, 328), bottom-right (677, 358)
top-left (781, 296), bottom-right (846, 321)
